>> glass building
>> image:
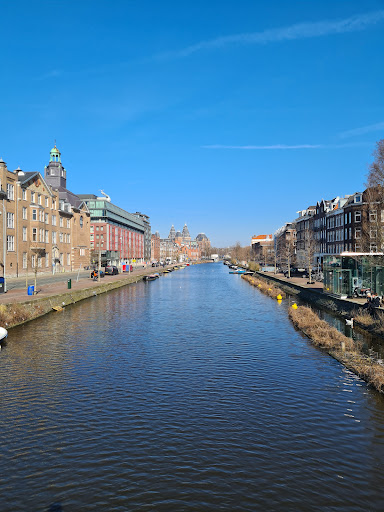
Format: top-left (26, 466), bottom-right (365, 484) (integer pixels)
top-left (323, 254), bottom-right (384, 297)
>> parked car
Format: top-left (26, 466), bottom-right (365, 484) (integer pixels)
top-left (104, 266), bottom-right (119, 275)
top-left (283, 268), bottom-right (306, 278)
top-left (91, 269), bottom-right (105, 279)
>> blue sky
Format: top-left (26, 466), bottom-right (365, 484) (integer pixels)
top-left (1, 0), bottom-right (384, 246)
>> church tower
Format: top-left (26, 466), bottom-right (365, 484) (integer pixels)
top-left (182, 223), bottom-right (191, 242)
top-left (44, 144), bottom-right (67, 189)
top-left (168, 225), bottom-right (176, 240)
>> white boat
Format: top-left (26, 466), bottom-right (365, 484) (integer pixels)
top-left (0, 326), bottom-right (8, 341)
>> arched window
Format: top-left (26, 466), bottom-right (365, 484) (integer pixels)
top-left (80, 216), bottom-right (83, 228)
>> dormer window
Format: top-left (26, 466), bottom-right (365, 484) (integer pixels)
top-left (355, 195), bottom-right (362, 203)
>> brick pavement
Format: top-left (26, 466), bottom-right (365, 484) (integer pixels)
top-left (0, 266), bottom-right (169, 305)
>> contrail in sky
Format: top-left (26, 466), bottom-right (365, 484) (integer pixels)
top-left (160, 10), bottom-right (384, 58)
top-left (203, 143), bottom-right (370, 150)
top-left (338, 121), bottom-right (384, 139)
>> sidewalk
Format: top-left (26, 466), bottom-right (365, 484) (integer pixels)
top-left (258, 271), bottom-right (367, 307)
top-left (0, 266), bottom-right (165, 305)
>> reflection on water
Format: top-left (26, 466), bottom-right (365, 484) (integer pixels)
top-left (1, 263), bottom-right (384, 511)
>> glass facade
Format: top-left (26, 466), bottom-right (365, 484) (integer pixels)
top-left (324, 255), bottom-right (384, 297)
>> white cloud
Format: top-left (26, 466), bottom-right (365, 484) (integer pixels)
top-left (338, 121), bottom-right (384, 139)
top-left (160, 10), bottom-right (384, 59)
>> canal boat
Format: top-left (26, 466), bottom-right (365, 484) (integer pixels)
top-left (0, 326), bottom-right (8, 342)
top-left (144, 274), bottom-right (159, 281)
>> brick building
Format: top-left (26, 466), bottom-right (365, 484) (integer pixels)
top-left (0, 146), bottom-right (90, 279)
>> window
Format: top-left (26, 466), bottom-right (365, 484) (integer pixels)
top-left (31, 191), bottom-right (35, 203)
top-left (38, 194), bottom-right (41, 205)
top-left (39, 210), bottom-right (44, 222)
top-left (6, 212), bottom-right (14, 228)
top-left (370, 229), bottom-right (377, 239)
top-left (39, 228), bottom-right (44, 242)
top-left (38, 256), bottom-right (42, 268)
top-left (59, 232), bottom-right (63, 243)
top-left (22, 226), bottom-right (27, 241)
top-left (370, 210), bottom-right (377, 222)
top-left (22, 189), bottom-right (27, 200)
top-left (355, 195), bottom-right (362, 203)
top-left (52, 231), bottom-right (57, 244)
top-left (45, 213), bottom-right (49, 224)
top-left (45, 230), bottom-right (49, 243)
top-left (22, 252), bottom-right (27, 269)
top-left (22, 207), bottom-right (27, 220)
top-left (67, 219), bottom-right (70, 228)
top-left (80, 216), bottom-right (83, 228)
top-left (31, 255), bottom-right (36, 268)
top-left (45, 197), bottom-right (49, 207)
top-left (32, 209), bottom-right (37, 221)
top-left (7, 235), bottom-right (14, 251)
top-left (67, 253), bottom-right (70, 265)
top-left (345, 213), bottom-right (348, 224)
top-left (355, 228), bottom-right (361, 239)
top-left (67, 234), bottom-right (70, 244)
top-left (349, 212), bottom-right (352, 224)
top-left (355, 211), bottom-right (361, 223)
top-left (60, 253), bottom-right (64, 265)
top-left (45, 253), bottom-right (49, 267)
top-left (6, 184), bottom-right (14, 200)
top-left (370, 243), bottom-right (378, 253)
top-left (60, 217), bottom-right (63, 227)
top-left (96, 226), bottom-right (99, 231)
top-left (80, 248), bottom-right (85, 256)
top-left (52, 215), bottom-right (56, 226)
top-left (32, 228), bottom-right (37, 241)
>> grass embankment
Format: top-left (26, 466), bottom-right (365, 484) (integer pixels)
top-left (353, 309), bottom-right (384, 337)
top-left (241, 274), bottom-right (286, 299)
top-left (289, 305), bottom-right (384, 393)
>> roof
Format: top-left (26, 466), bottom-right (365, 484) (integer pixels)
top-left (252, 234), bottom-right (272, 239)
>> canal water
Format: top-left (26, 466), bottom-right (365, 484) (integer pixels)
top-left (1, 263), bottom-right (384, 511)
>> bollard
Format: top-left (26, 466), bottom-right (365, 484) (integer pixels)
top-left (67, 279), bottom-right (72, 290)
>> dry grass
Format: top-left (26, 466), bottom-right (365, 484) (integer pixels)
top-left (0, 303), bottom-right (44, 328)
top-left (241, 274), bottom-right (286, 299)
top-left (290, 305), bottom-right (384, 393)
top-left (353, 310), bottom-right (375, 327)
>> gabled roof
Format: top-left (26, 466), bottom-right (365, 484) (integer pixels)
top-left (18, 172), bottom-right (55, 196)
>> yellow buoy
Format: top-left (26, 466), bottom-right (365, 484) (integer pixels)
top-left (277, 299), bottom-right (282, 304)
top-left (277, 294), bottom-right (282, 300)
top-left (258, 284), bottom-right (261, 287)
top-left (268, 288), bottom-right (272, 291)
top-left (292, 303), bottom-right (298, 309)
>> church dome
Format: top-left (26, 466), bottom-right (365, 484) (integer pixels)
top-left (196, 233), bottom-right (208, 241)
top-left (50, 144), bottom-right (61, 154)
top-left (175, 231), bottom-right (182, 237)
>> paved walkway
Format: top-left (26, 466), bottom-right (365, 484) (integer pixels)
top-left (0, 266), bottom-right (170, 304)
top-left (258, 271), bottom-right (368, 307)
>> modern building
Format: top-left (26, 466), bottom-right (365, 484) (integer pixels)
top-left (134, 212), bottom-right (151, 262)
top-left (78, 193), bottom-right (146, 267)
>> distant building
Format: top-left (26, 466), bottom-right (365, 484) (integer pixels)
top-left (157, 224), bottom-right (211, 262)
top-left (151, 231), bottom-right (160, 261)
top-left (251, 234), bottom-right (274, 265)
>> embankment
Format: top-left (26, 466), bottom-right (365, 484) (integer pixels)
top-left (289, 306), bottom-right (384, 393)
top-left (1, 272), bottom-right (149, 330)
